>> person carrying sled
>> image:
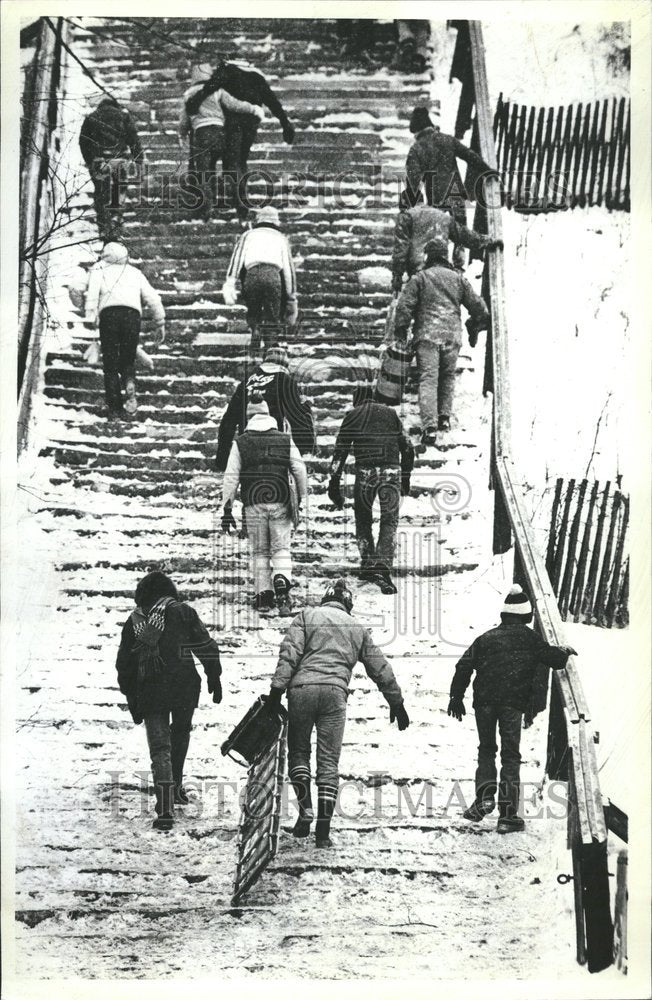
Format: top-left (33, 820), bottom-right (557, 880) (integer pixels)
top-left (220, 393), bottom-right (307, 616)
top-left (214, 346), bottom-right (315, 472)
top-left (393, 237), bottom-right (489, 447)
top-left (327, 384), bottom-right (414, 594)
top-left (266, 578), bottom-right (410, 847)
top-left (115, 571), bottom-right (223, 831)
top-left (447, 584), bottom-right (576, 833)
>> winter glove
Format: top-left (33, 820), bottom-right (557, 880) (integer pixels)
top-left (391, 274), bottom-right (403, 295)
top-left (466, 317), bottom-right (488, 349)
top-left (486, 238), bottom-right (504, 252)
top-left (265, 686), bottom-right (283, 706)
top-left (282, 123), bottom-right (295, 145)
top-left (83, 342), bottom-right (101, 366)
top-left (390, 703), bottom-right (410, 731)
top-left (221, 502), bottom-right (237, 534)
top-left (136, 345), bottom-right (154, 369)
top-left (327, 474), bottom-right (345, 510)
top-left (447, 697), bottom-right (466, 721)
top-left (222, 280), bottom-right (238, 306)
top-left (285, 299), bottom-right (299, 326)
top-left (206, 667), bottom-right (223, 704)
top-left (127, 696), bottom-right (143, 725)
top-left (554, 645), bottom-right (578, 666)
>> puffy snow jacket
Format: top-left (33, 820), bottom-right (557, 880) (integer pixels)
top-left (85, 243), bottom-right (165, 325)
top-left (392, 204), bottom-right (494, 281)
top-left (394, 261), bottom-right (489, 347)
top-left (115, 601), bottom-right (222, 717)
top-left (222, 224), bottom-right (297, 305)
top-left (271, 601), bottom-right (403, 707)
top-left (178, 83), bottom-right (262, 138)
top-left (450, 621), bottom-right (571, 712)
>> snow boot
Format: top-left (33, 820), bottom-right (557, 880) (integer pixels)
top-left (273, 574), bottom-right (293, 617)
top-left (254, 590), bottom-right (275, 614)
top-left (315, 784), bottom-right (337, 848)
top-left (359, 560), bottom-right (378, 583)
top-left (290, 766), bottom-right (313, 837)
top-left (153, 780), bottom-right (175, 832)
top-left (420, 425), bottom-right (437, 449)
top-left (174, 785), bottom-right (190, 806)
top-left (372, 564), bottom-right (398, 595)
top-left (463, 798), bottom-right (495, 822)
top-left (124, 378), bottom-right (138, 415)
top-left (497, 816), bottom-right (526, 834)
top-left (438, 415), bottom-right (451, 432)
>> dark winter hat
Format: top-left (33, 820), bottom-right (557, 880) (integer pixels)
top-left (409, 106), bottom-right (435, 133)
top-left (424, 237), bottom-right (449, 264)
top-left (264, 346), bottom-right (289, 368)
top-left (134, 571), bottom-right (178, 610)
top-left (321, 577), bottom-right (354, 614)
top-left (501, 584), bottom-right (533, 617)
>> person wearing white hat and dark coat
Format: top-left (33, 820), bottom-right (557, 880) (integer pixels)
top-left (220, 393), bottom-right (307, 615)
top-left (222, 206), bottom-right (298, 347)
top-left (84, 242), bottom-right (165, 419)
top-left (215, 346), bottom-right (315, 471)
top-left (266, 578), bottom-right (409, 848)
top-left (447, 585), bottom-right (577, 833)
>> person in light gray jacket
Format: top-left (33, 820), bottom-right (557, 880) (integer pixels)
top-left (266, 578), bottom-right (410, 848)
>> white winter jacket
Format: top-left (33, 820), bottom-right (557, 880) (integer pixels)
top-left (85, 243), bottom-right (165, 325)
top-left (222, 225), bottom-right (297, 305)
top-left (178, 84), bottom-right (262, 138)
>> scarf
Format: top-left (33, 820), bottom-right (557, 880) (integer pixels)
top-left (131, 596), bottom-right (175, 681)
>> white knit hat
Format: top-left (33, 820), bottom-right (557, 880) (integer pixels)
top-left (502, 584), bottom-right (533, 616)
top-left (256, 205), bottom-right (280, 227)
top-left (247, 392), bottom-right (269, 417)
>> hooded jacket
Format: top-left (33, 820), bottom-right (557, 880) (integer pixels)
top-left (215, 362), bottom-right (315, 471)
top-left (222, 224), bottom-right (297, 305)
top-left (79, 99), bottom-right (143, 167)
top-left (392, 204), bottom-right (494, 282)
top-left (271, 601), bottom-right (403, 706)
top-left (222, 413), bottom-right (307, 508)
top-left (393, 260), bottom-right (489, 347)
top-left (85, 244), bottom-right (165, 325)
top-left (405, 126), bottom-right (492, 207)
top-left (115, 601), bottom-right (221, 716)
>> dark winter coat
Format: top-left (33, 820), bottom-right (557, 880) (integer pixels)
top-left (404, 126), bottom-right (492, 208)
top-left (215, 363), bottom-right (315, 471)
top-left (79, 101), bottom-right (143, 167)
top-left (394, 260), bottom-right (489, 347)
top-left (116, 601), bottom-right (221, 719)
top-left (187, 64), bottom-right (291, 131)
top-left (449, 621), bottom-right (570, 713)
top-left (392, 204), bottom-right (494, 281)
top-left (331, 400), bottom-right (414, 472)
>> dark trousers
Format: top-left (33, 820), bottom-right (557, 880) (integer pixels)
top-left (224, 114), bottom-right (259, 217)
top-left (190, 125), bottom-right (226, 214)
top-left (353, 466), bottom-right (401, 571)
top-left (243, 264), bottom-right (283, 327)
top-left (474, 703), bottom-right (522, 819)
top-left (144, 707), bottom-right (195, 814)
top-left (98, 306), bottom-right (140, 413)
top-left (90, 156), bottom-right (130, 237)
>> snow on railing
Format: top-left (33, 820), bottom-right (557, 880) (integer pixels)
top-left (450, 19), bottom-right (615, 974)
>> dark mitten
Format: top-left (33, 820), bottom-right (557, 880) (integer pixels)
top-left (466, 318), bottom-right (480, 348)
top-left (266, 686), bottom-right (283, 706)
top-left (447, 697), bottom-right (466, 721)
top-left (283, 123), bottom-right (295, 145)
top-left (487, 238), bottom-right (504, 252)
top-left (206, 666), bottom-right (223, 704)
top-left (328, 475), bottom-right (345, 510)
top-left (389, 703), bottom-right (410, 731)
top-left (127, 697), bottom-right (143, 725)
top-left (221, 502), bottom-right (237, 533)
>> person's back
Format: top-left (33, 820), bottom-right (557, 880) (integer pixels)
top-left (281, 602), bottom-right (369, 688)
top-left (237, 419), bottom-right (292, 507)
top-left (336, 399), bottom-right (406, 468)
top-left (462, 621), bottom-right (562, 710)
top-left (80, 99), bottom-right (140, 164)
top-left (403, 204), bottom-right (453, 275)
top-left (399, 261), bottom-right (469, 346)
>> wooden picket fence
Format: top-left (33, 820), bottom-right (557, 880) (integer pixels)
top-left (493, 95), bottom-right (630, 212)
top-left (546, 478), bottom-right (629, 628)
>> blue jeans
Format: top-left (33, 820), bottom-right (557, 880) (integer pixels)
top-left (144, 707), bottom-right (194, 812)
top-left (415, 340), bottom-right (460, 428)
top-left (474, 703), bottom-right (522, 819)
top-left (288, 685), bottom-right (347, 787)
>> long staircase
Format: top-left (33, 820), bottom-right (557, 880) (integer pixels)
top-left (15, 18), bottom-right (579, 979)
